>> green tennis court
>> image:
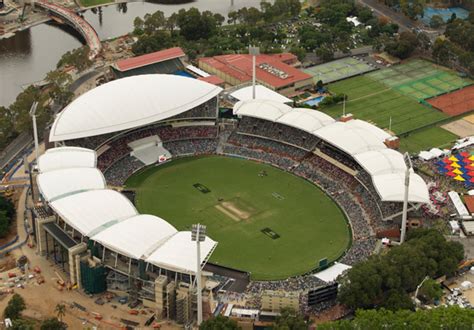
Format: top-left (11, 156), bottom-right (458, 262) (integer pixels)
top-left (367, 59), bottom-right (473, 100)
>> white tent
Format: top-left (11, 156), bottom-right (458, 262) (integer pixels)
top-left (91, 214), bottom-right (178, 260)
top-left (313, 262), bottom-right (352, 283)
top-left (146, 231), bottom-right (217, 274)
top-left (49, 74), bottom-right (222, 142)
top-left (231, 85), bottom-right (292, 104)
top-left (37, 168), bottom-right (106, 202)
top-left (37, 147), bottom-right (96, 173)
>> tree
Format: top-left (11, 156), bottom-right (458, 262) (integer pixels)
top-left (45, 70), bottom-right (73, 108)
top-left (338, 229), bottom-right (464, 310)
top-left (4, 294), bottom-right (26, 320)
top-left (41, 318), bottom-right (67, 330)
top-left (385, 31), bottom-right (418, 59)
top-left (143, 11), bottom-right (166, 35)
top-left (419, 279), bottom-right (443, 304)
top-left (399, 0), bottom-right (426, 19)
top-left (8, 86), bottom-right (50, 134)
top-left (56, 46), bottom-right (93, 72)
top-left (0, 210), bottom-right (11, 238)
top-left (133, 16), bottom-right (144, 35)
top-left (429, 14), bottom-right (444, 28)
top-left (432, 38), bottom-right (457, 66)
top-left (274, 307), bottom-right (308, 330)
top-left (11, 318), bottom-right (34, 330)
top-left (199, 315), bottom-right (239, 330)
top-left (0, 106), bottom-right (15, 149)
top-left (289, 46), bottom-right (306, 62)
top-left (319, 307), bottom-right (474, 329)
top-left (55, 303), bottom-right (66, 322)
top-left (175, 8), bottom-right (219, 41)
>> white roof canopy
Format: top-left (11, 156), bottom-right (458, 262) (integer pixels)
top-left (314, 122), bottom-right (386, 155)
top-left (372, 172), bottom-right (429, 203)
top-left (231, 85), bottom-right (292, 103)
top-left (354, 149), bottom-right (406, 176)
top-left (49, 74), bottom-right (222, 142)
top-left (276, 108), bottom-right (335, 133)
top-left (37, 147), bottom-right (96, 173)
top-left (49, 189), bottom-right (138, 236)
top-left (233, 99), bottom-right (292, 121)
top-left (233, 99), bottom-right (428, 204)
top-left (91, 214), bottom-right (178, 260)
top-left (37, 168), bottom-right (106, 202)
top-left (146, 231), bottom-right (217, 274)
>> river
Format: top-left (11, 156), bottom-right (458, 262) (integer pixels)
top-left (0, 0), bottom-right (268, 107)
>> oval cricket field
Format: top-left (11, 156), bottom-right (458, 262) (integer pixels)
top-left (125, 156), bottom-right (351, 280)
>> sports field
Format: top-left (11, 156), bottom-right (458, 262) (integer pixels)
top-left (126, 156), bottom-right (351, 280)
top-left (303, 57), bottom-right (376, 84)
top-left (398, 126), bottom-right (458, 153)
top-left (367, 59), bottom-right (473, 100)
top-left (324, 76), bottom-right (447, 134)
top-left (427, 85), bottom-right (474, 116)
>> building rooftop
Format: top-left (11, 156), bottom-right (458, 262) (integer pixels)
top-left (115, 47), bottom-right (185, 72)
top-left (199, 53), bottom-right (311, 89)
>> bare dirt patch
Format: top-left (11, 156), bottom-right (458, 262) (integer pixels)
top-left (441, 119), bottom-right (474, 138)
top-left (214, 200), bottom-right (254, 222)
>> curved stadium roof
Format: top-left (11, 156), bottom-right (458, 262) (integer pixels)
top-left (233, 99), bottom-right (429, 203)
top-left (49, 74), bottom-right (223, 142)
top-left (36, 147), bottom-right (217, 275)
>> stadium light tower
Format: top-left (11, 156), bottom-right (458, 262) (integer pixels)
top-left (400, 152), bottom-right (413, 244)
top-left (192, 223), bottom-right (206, 326)
top-left (249, 46), bottom-right (260, 99)
top-left (29, 101), bottom-right (40, 164)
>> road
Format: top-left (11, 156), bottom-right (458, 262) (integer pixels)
top-left (357, 0), bottom-right (419, 32)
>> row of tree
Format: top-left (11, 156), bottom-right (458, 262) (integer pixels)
top-left (432, 13), bottom-right (474, 75)
top-left (319, 306), bottom-right (474, 329)
top-left (0, 195), bottom-right (15, 238)
top-left (0, 69), bottom-right (73, 151)
top-left (131, 0), bottom-right (303, 59)
top-left (338, 229), bottom-right (464, 310)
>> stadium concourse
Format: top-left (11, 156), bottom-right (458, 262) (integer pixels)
top-left (33, 74), bottom-right (430, 320)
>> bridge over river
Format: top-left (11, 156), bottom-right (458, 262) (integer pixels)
top-left (36, 0), bottom-right (101, 59)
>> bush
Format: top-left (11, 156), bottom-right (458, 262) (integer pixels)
top-left (4, 294), bottom-right (26, 320)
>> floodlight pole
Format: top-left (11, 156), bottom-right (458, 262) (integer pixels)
top-left (389, 116), bottom-right (392, 132)
top-left (29, 102), bottom-right (40, 165)
top-left (249, 46), bottom-right (260, 99)
top-left (400, 152), bottom-right (412, 244)
top-left (342, 97), bottom-right (346, 117)
top-left (192, 223), bottom-right (206, 326)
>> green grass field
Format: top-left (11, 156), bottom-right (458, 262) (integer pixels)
top-left (126, 156), bottom-right (351, 280)
top-left (399, 126), bottom-right (459, 153)
top-left (324, 76), bottom-right (447, 134)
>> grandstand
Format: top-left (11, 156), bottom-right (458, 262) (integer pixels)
top-left (34, 74), bottom-right (431, 322)
top-left (112, 47), bottom-right (186, 78)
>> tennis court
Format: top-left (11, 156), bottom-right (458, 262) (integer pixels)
top-left (324, 75), bottom-right (447, 134)
top-left (427, 85), bottom-right (474, 116)
top-left (367, 59), bottom-right (473, 100)
top-left (303, 57), bottom-right (377, 84)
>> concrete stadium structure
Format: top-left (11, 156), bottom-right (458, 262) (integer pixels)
top-left (32, 74), bottom-right (430, 324)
